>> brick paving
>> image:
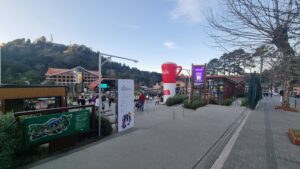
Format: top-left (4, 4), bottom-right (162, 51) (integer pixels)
top-left (222, 97), bottom-right (300, 169)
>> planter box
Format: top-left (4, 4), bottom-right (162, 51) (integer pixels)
top-left (288, 129), bottom-right (300, 146)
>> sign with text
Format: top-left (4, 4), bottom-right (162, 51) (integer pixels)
top-left (22, 110), bottom-right (90, 145)
top-left (193, 65), bottom-right (205, 86)
top-left (117, 79), bottom-right (134, 132)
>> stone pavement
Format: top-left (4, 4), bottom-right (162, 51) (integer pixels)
top-left (26, 102), bottom-right (245, 169)
top-left (221, 96), bottom-right (300, 169)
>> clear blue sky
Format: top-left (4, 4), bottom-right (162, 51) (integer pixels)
top-left (0, 0), bottom-right (223, 73)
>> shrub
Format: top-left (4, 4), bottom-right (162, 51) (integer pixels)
top-left (241, 98), bottom-right (249, 107)
top-left (166, 95), bottom-right (188, 106)
top-left (0, 113), bottom-right (28, 169)
top-left (221, 98), bottom-right (233, 106)
top-left (97, 117), bottom-right (113, 137)
top-left (208, 98), bottom-right (218, 104)
top-left (183, 98), bottom-right (206, 110)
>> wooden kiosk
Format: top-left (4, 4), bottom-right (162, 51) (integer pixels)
top-left (0, 85), bottom-right (67, 113)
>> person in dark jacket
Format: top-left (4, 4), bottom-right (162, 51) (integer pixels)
top-left (80, 96), bottom-right (86, 106)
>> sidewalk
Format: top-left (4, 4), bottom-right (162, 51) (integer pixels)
top-left (221, 96), bottom-right (300, 169)
top-left (26, 103), bottom-right (245, 169)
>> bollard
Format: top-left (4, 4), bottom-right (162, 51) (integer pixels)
top-left (173, 107), bottom-right (175, 120)
top-left (182, 106), bottom-right (185, 117)
top-left (98, 111), bottom-right (101, 137)
top-left (295, 99), bottom-right (297, 109)
top-left (146, 101), bottom-right (149, 114)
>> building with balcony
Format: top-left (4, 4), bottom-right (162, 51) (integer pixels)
top-left (45, 66), bottom-right (99, 86)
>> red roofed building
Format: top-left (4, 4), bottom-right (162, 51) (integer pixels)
top-left (45, 66), bottom-right (99, 86)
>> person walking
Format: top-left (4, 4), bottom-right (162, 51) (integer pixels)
top-left (80, 96), bottom-right (86, 106)
top-left (139, 92), bottom-right (146, 111)
top-left (270, 91), bottom-right (273, 97)
top-left (280, 90), bottom-right (284, 103)
top-left (108, 96), bottom-right (112, 108)
top-left (155, 95), bottom-right (160, 106)
top-left (95, 95), bottom-right (100, 113)
top-left (77, 94), bottom-right (81, 105)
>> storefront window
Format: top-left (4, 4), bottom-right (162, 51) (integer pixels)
top-left (206, 78), bottom-right (225, 102)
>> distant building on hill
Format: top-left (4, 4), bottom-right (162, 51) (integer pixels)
top-left (45, 66), bottom-right (116, 93)
top-left (45, 66), bottom-right (99, 86)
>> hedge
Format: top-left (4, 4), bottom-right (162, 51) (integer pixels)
top-left (96, 117), bottom-right (113, 137)
top-left (166, 95), bottom-right (188, 106)
top-left (183, 98), bottom-right (206, 110)
top-left (221, 98), bottom-right (233, 106)
top-left (100, 117), bottom-right (113, 136)
top-left (241, 98), bottom-right (249, 107)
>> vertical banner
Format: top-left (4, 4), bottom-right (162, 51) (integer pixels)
top-left (193, 65), bottom-right (205, 86)
top-left (117, 79), bottom-right (134, 132)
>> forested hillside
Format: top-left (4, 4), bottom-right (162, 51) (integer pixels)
top-left (1, 37), bottom-right (161, 86)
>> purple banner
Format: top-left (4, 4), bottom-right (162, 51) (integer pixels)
top-left (193, 65), bottom-right (205, 86)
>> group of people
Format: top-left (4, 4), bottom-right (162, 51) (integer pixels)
top-left (76, 91), bottom-right (163, 113)
top-left (263, 91), bottom-right (273, 97)
top-left (75, 94), bottom-right (115, 114)
top-left (77, 96), bottom-right (87, 105)
top-left (135, 92), bottom-right (162, 111)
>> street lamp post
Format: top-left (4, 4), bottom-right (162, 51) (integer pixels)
top-left (182, 69), bottom-right (191, 103)
top-left (0, 45), bottom-right (2, 85)
top-left (97, 52), bottom-right (138, 137)
top-left (208, 79), bottom-right (212, 101)
top-left (98, 52), bottom-right (102, 137)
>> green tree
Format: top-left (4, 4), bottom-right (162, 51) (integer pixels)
top-left (207, 0), bottom-right (300, 108)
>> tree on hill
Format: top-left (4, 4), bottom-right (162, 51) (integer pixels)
top-left (1, 37), bottom-right (161, 86)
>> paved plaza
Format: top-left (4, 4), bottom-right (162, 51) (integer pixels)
top-left (27, 101), bottom-right (244, 169)
top-left (26, 97), bottom-right (300, 169)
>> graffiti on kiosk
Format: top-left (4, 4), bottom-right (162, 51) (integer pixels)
top-left (28, 114), bottom-right (72, 141)
top-left (122, 112), bottom-right (132, 129)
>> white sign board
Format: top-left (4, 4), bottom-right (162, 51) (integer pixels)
top-left (117, 79), bottom-right (134, 132)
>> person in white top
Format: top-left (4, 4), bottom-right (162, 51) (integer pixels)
top-left (155, 95), bottom-right (160, 105)
top-left (95, 95), bottom-right (105, 114)
top-left (95, 96), bottom-right (100, 112)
